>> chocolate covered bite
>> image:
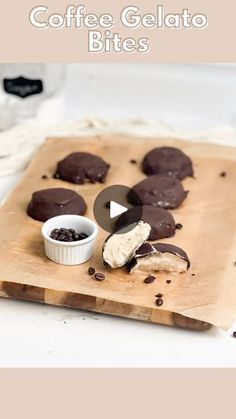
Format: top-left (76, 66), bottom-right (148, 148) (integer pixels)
top-left (116, 205), bottom-right (176, 241)
top-left (128, 242), bottom-right (190, 274)
top-left (128, 174), bottom-right (187, 209)
top-left (27, 188), bottom-right (87, 222)
top-left (142, 147), bottom-right (193, 180)
top-left (103, 221), bottom-right (151, 268)
top-left (54, 152), bottom-right (110, 184)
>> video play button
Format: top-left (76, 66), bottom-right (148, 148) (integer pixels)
top-left (110, 201), bottom-right (127, 219)
top-left (93, 184), bottom-right (142, 233)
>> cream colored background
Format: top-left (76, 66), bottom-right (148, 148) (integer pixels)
top-left (0, 0), bottom-right (235, 62)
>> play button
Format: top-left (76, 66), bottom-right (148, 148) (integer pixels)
top-left (93, 184), bottom-right (142, 233)
top-left (110, 201), bottom-right (127, 219)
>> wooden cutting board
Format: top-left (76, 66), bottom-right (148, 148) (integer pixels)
top-left (1, 135), bottom-right (236, 330)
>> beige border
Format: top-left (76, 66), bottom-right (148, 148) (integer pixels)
top-left (0, 369), bottom-right (235, 417)
top-left (1, 0), bottom-right (236, 62)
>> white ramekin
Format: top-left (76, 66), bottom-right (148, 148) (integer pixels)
top-left (41, 215), bottom-right (98, 265)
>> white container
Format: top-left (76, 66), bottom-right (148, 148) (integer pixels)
top-left (41, 215), bottom-right (98, 266)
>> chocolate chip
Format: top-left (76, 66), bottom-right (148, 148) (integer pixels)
top-left (94, 272), bottom-right (105, 281)
top-left (233, 332), bottom-right (236, 338)
top-left (155, 293), bottom-right (163, 298)
top-left (88, 267), bottom-right (95, 275)
top-left (144, 275), bottom-right (156, 284)
top-left (220, 171), bottom-right (227, 177)
top-left (175, 223), bottom-right (183, 230)
top-left (166, 280), bottom-right (171, 284)
top-left (42, 174), bottom-right (48, 180)
top-left (50, 228), bottom-right (89, 242)
top-left (130, 159), bottom-right (137, 164)
top-left (156, 298), bottom-right (163, 307)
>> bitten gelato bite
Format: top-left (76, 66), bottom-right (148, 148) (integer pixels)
top-left (103, 221), bottom-right (151, 268)
top-left (128, 242), bottom-right (190, 274)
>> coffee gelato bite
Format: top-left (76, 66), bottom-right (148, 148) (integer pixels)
top-left (27, 188), bottom-right (87, 222)
top-left (128, 174), bottom-right (187, 209)
top-left (54, 152), bottom-right (110, 184)
top-left (116, 205), bottom-right (176, 241)
top-left (142, 147), bottom-right (193, 180)
top-left (128, 242), bottom-right (190, 274)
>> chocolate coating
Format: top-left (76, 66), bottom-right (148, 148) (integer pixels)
top-left (116, 205), bottom-right (176, 241)
top-left (54, 152), bottom-right (110, 184)
top-left (142, 147), bottom-right (193, 180)
top-left (128, 174), bottom-right (187, 209)
top-left (27, 188), bottom-right (87, 222)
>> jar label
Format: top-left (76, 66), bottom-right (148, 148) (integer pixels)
top-left (3, 76), bottom-right (43, 98)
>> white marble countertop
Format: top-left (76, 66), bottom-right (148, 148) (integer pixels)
top-left (1, 64), bottom-right (236, 367)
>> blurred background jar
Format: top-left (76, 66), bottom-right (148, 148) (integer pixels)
top-left (0, 64), bottom-right (65, 130)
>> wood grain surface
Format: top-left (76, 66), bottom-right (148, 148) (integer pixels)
top-left (1, 135), bottom-right (236, 330)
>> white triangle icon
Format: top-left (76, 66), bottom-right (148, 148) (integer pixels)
top-left (109, 201), bottom-right (128, 219)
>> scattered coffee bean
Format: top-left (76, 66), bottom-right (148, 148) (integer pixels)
top-left (166, 280), bottom-right (171, 284)
top-left (50, 228), bottom-right (88, 242)
top-left (233, 332), bottom-right (236, 338)
top-left (130, 159), bottom-right (137, 164)
top-left (155, 293), bottom-right (163, 298)
top-left (88, 267), bottom-right (95, 275)
top-left (42, 174), bottom-right (48, 180)
top-left (144, 275), bottom-right (156, 284)
top-left (94, 272), bottom-right (105, 281)
top-left (156, 298), bottom-right (163, 307)
top-left (220, 171), bottom-right (227, 178)
top-left (175, 223), bottom-right (183, 230)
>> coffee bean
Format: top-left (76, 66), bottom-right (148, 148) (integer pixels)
top-left (156, 298), bottom-right (163, 307)
top-left (42, 174), bottom-right (48, 180)
top-left (166, 280), bottom-right (171, 284)
top-left (94, 272), bottom-right (105, 281)
top-left (220, 171), bottom-right (227, 177)
top-left (51, 229), bottom-right (60, 235)
top-left (155, 293), bottom-right (163, 298)
top-left (88, 267), bottom-right (95, 275)
top-left (79, 233), bottom-right (88, 240)
top-left (144, 275), bottom-right (156, 284)
top-left (175, 223), bottom-right (183, 230)
top-left (50, 228), bottom-right (89, 242)
top-left (233, 332), bottom-right (236, 338)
